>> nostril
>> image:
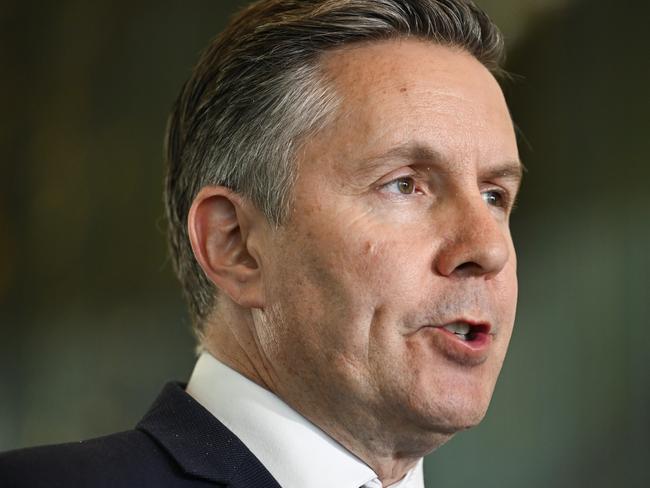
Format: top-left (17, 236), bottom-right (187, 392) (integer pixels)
top-left (454, 261), bottom-right (481, 274)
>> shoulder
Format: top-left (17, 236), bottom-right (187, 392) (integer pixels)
top-left (0, 429), bottom-right (218, 488)
top-left (0, 382), bottom-right (279, 488)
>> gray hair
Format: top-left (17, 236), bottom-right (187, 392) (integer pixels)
top-left (164, 0), bottom-right (506, 335)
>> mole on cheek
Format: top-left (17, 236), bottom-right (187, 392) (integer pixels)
top-left (363, 240), bottom-right (385, 259)
top-left (400, 87), bottom-right (407, 93)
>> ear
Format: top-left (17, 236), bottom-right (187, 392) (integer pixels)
top-left (187, 186), bottom-right (266, 309)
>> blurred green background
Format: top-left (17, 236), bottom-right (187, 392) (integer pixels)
top-left (1, 0), bottom-right (648, 486)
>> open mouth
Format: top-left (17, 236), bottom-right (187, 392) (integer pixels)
top-left (440, 321), bottom-right (491, 343)
top-left (414, 320), bottom-right (493, 366)
top-left (416, 320), bottom-right (493, 365)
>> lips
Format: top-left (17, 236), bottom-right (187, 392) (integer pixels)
top-left (421, 320), bottom-right (493, 366)
top-left (440, 321), bottom-right (491, 343)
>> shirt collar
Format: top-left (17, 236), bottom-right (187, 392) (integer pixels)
top-left (186, 352), bottom-right (424, 488)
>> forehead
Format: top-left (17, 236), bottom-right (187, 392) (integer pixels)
top-left (302, 39), bottom-right (518, 177)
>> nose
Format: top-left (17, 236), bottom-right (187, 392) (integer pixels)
top-left (434, 195), bottom-right (511, 279)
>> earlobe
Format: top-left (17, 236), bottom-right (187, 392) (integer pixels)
top-left (187, 187), bottom-right (265, 309)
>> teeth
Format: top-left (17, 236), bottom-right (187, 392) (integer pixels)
top-left (443, 322), bottom-right (471, 335)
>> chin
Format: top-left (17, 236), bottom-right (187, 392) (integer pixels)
top-left (408, 383), bottom-right (495, 436)
top-left (388, 401), bottom-right (489, 457)
top-left (438, 405), bottom-right (488, 433)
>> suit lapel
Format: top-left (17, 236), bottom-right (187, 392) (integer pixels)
top-left (137, 382), bottom-right (281, 488)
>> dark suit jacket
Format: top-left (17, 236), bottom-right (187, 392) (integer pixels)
top-left (0, 383), bottom-right (282, 488)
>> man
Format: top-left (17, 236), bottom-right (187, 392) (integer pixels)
top-left (0, 1), bottom-right (522, 487)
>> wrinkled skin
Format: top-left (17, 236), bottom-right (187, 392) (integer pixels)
top-left (203, 39), bottom-right (521, 484)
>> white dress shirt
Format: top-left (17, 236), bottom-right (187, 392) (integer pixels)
top-left (186, 352), bottom-right (425, 488)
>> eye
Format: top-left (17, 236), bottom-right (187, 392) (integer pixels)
top-left (383, 177), bottom-right (417, 195)
top-left (482, 189), bottom-right (508, 208)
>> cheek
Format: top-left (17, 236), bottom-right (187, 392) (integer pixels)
top-left (334, 233), bottom-right (430, 318)
top-left (353, 239), bottom-right (407, 282)
top-left (268, 217), bottom-right (420, 347)
top-left (297, 209), bottom-right (407, 290)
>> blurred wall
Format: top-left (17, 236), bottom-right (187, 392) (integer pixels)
top-left (1, 1), bottom-right (648, 486)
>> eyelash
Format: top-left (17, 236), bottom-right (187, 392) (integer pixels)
top-left (482, 189), bottom-right (510, 209)
top-left (381, 176), bottom-right (420, 196)
top-left (380, 177), bottom-right (514, 211)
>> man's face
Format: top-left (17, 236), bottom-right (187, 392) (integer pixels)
top-left (255, 39), bottom-right (520, 449)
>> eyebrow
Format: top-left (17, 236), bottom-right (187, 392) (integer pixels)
top-left (482, 161), bottom-right (525, 187)
top-left (357, 143), bottom-right (441, 172)
top-left (358, 141), bottom-right (524, 187)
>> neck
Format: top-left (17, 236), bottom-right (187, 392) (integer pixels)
top-left (201, 307), bottom-right (445, 486)
top-left (300, 404), bottom-right (447, 485)
top-left (201, 307), bottom-right (281, 394)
